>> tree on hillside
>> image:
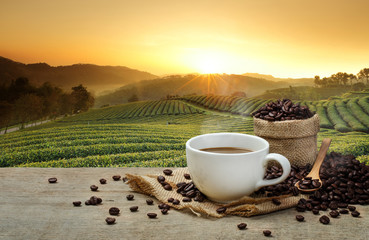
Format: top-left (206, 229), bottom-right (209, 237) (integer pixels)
top-left (128, 94), bottom-right (139, 102)
top-left (314, 76), bottom-right (321, 87)
top-left (358, 68), bottom-right (369, 85)
top-left (7, 77), bottom-right (35, 102)
top-left (71, 84), bottom-right (94, 113)
top-left (331, 72), bottom-right (349, 86)
top-left (347, 74), bottom-right (357, 87)
top-left (58, 93), bottom-right (74, 116)
top-left (0, 101), bottom-right (13, 133)
top-left (14, 94), bottom-right (43, 128)
top-left (37, 82), bottom-right (63, 119)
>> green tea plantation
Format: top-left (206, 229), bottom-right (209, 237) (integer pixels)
top-left (0, 95), bottom-right (368, 167)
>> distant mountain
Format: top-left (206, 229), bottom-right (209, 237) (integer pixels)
top-left (0, 56), bottom-right (157, 94)
top-left (243, 73), bottom-right (314, 86)
top-left (95, 74), bottom-right (309, 107)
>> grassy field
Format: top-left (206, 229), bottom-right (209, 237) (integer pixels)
top-left (0, 96), bottom-right (368, 167)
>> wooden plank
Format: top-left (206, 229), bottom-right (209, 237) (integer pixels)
top-left (0, 168), bottom-right (368, 240)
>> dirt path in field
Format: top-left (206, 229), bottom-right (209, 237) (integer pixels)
top-left (0, 119), bottom-right (53, 135)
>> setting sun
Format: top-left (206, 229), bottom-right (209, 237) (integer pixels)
top-left (197, 54), bottom-right (223, 74)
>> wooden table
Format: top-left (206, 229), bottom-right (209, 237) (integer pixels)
top-left (1, 168), bottom-right (368, 240)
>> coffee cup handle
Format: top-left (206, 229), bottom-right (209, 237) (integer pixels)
top-left (255, 153), bottom-right (291, 190)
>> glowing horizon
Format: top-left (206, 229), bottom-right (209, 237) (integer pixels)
top-left (1, 0), bottom-right (369, 79)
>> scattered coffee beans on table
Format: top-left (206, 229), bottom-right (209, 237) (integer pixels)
top-left (109, 207), bottom-right (120, 216)
top-left (105, 217), bottom-right (116, 225)
top-left (85, 196), bottom-right (102, 206)
top-left (252, 99), bottom-right (314, 121)
top-left (90, 185), bottom-right (98, 191)
top-left (112, 175), bottom-right (121, 181)
top-left (99, 178), bottom-right (107, 184)
top-left (237, 223), bottom-right (247, 230)
top-left (126, 194), bottom-right (134, 200)
top-left (296, 215), bottom-right (304, 222)
top-left (130, 206), bottom-right (139, 212)
top-left (147, 213), bottom-right (157, 219)
top-left (351, 211), bottom-right (360, 217)
top-left (73, 201), bottom-right (81, 207)
top-left (319, 215), bottom-right (330, 224)
top-left (48, 177), bottom-right (57, 183)
top-left (263, 230), bottom-right (272, 237)
top-left (146, 199), bottom-right (154, 205)
top-left (161, 209), bottom-right (168, 215)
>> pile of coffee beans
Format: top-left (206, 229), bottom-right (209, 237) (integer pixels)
top-left (176, 181), bottom-right (206, 202)
top-left (252, 99), bottom-right (314, 121)
top-left (257, 152), bottom-right (367, 224)
top-left (297, 177), bottom-right (321, 190)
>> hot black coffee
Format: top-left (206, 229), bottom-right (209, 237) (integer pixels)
top-left (199, 147), bottom-right (253, 154)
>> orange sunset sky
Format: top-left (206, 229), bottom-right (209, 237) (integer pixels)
top-left (0, 0), bottom-right (368, 78)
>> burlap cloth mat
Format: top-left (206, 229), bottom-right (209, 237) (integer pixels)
top-left (126, 168), bottom-right (305, 218)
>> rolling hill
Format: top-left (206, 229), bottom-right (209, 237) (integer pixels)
top-left (95, 74), bottom-right (307, 107)
top-left (0, 56), bottom-right (157, 94)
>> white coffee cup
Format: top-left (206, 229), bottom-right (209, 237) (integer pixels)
top-left (186, 133), bottom-right (291, 202)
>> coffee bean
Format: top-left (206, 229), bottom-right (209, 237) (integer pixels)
top-left (73, 201), bottom-right (81, 207)
top-left (48, 177), bottom-right (57, 183)
top-left (176, 182), bottom-right (186, 188)
top-left (163, 184), bottom-right (172, 191)
top-left (146, 199), bottom-right (154, 205)
top-left (89, 196), bottom-right (100, 205)
top-left (99, 178), bottom-right (107, 184)
top-left (252, 99), bottom-right (314, 121)
top-left (312, 209), bottom-right (319, 215)
top-left (182, 197), bottom-right (192, 202)
top-left (122, 177), bottom-right (128, 182)
top-left (319, 215), bottom-right (330, 224)
top-left (105, 217), bottom-right (116, 225)
top-left (157, 176), bottom-right (165, 183)
top-left (161, 209), bottom-right (168, 215)
top-left (90, 185), bottom-right (98, 191)
top-left (112, 175), bottom-right (121, 181)
top-left (85, 200), bottom-right (91, 205)
top-left (158, 203), bottom-right (170, 210)
top-left (337, 203), bottom-right (348, 208)
top-left (184, 173), bottom-right (191, 180)
top-left (147, 213), bottom-right (157, 219)
top-left (237, 223), bottom-right (247, 230)
top-left (126, 194), bottom-right (134, 200)
top-left (329, 210), bottom-right (339, 218)
top-left (272, 199), bottom-right (281, 206)
top-left (109, 207), bottom-right (120, 216)
top-left (130, 206), bottom-right (139, 212)
top-left (296, 215), bottom-right (304, 222)
top-left (263, 230), bottom-right (272, 236)
top-left (172, 199), bottom-right (180, 205)
top-left (216, 207), bottom-right (227, 214)
top-left (168, 198), bottom-right (174, 203)
top-left (351, 211), bottom-right (360, 217)
top-left (163, 169), bottom-right (173, 176)
top-left (339, 209), bottom-right (349, 214)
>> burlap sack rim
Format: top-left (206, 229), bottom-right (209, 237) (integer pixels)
top-left (253, 114), bottom-right (320, 139)
top-left (126, 168), bottom-right (306, 218)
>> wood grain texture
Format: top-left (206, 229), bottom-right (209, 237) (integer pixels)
top-left (0, 168), bottom-right (368, 240)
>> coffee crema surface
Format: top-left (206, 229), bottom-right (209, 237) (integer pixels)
top-left (199, 147), bottom-right (253, 154)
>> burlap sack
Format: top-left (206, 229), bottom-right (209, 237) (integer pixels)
top-left (253, 114), bottom-right (320, 167)
top-left (126, 168), bottom-right (305, 218)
